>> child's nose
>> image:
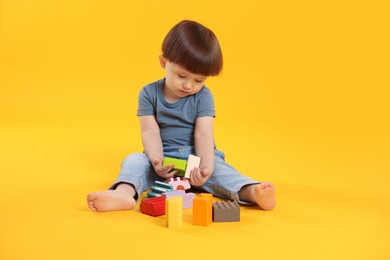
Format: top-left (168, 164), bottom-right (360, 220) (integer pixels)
top-left (182, 81), bottom-right (192, 90)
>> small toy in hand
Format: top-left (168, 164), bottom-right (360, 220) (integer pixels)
top-left (184, 154), bottom-right (201, 179)
top-left (163, 154), bottom-right (201, 178)
top-left (163, 157), bottom-right (187, 177)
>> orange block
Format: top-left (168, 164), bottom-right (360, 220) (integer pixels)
top-left (192, 193), bottom-right (213, 226)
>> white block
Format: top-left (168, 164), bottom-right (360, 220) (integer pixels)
top-left (184, 154), bottom-right (201, 179)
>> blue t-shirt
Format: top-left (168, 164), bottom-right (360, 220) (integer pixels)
top-left (137, 78), bottom-right (216, 147)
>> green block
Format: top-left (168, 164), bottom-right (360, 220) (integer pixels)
top-left (163, 157), bottom-right (187, 177)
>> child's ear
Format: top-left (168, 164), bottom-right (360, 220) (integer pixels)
top-left (159, 54), bottom-right (167, 69)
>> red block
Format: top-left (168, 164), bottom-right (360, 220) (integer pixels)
top-left (140, 196), bottom-right (166, 217)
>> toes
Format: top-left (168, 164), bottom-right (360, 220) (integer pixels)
top-left (87, 194), bottom-right (99, 211)
top-left (87, 192), bottom-right (97, 201)
top-left (259, 183), bottom-right (267, 189)
top-left (88, 201), bottom-right (95, 210)
top-left (261, 182), bottom-right (274, 189)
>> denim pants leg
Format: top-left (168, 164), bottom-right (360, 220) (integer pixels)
top-left (108, 152), bottom-right (164, 200)
top-left (109, 147), bottom-right (260, 205)
top-left (163, 146), bottom-right (260, 205)
top-left (199, 150), bottom-right (260, 205)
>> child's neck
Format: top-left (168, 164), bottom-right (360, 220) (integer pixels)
top-left (163, 86), bottom-right (181, 103)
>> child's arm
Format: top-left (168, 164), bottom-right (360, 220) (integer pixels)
top-left (192, 116), bottom-right (215, 186)
top-left (140, 116), bottom-right (176, 178)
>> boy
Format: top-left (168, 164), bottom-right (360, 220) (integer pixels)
top-left (87, 20), bottom-right (275, 212)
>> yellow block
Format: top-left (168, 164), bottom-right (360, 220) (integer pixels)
top-left (166, 196), bottom-right (183, 229)
top-left (193, 193), bottom-right (213, 226)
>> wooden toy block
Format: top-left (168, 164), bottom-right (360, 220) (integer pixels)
top-left (140, 196), bottom-right (166, 217)
top-left (192, 193), bottom-right (213, 226)
top-left (147, 181), bottom-right (174, 198)
top-left (167, 177), bottom-right (191, 190)
top-left (163, 190), bottom-right (186, 198)
top-left (166, 196), bottom-right (183, 229)
top-left (184, 154), bottom-right (201, 179)
top-left (163, 157), bottom-right (187, 177)
top-left (183, 192), bottom-right (196, 209)
top-left (163, 190), bottom-right (196, 209)
top-left (212, 200), bottom-right (240, 222)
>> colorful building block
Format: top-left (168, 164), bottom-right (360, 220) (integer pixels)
top-left (147, 181), bottom-right (174, 198)
top-left (163, 157), bottom-right (187, 177)
top-left (184, 154), bottom-right (201, 179)
top-left (140, 196), bottom-right (166, 217)
top-left (163, 190), bottom-right (185, 198)
top-left (163, 190), bottom-right (196, 209)
top-left (212, 200), bottom-right (240, 222)
top-left (193, 193), bottom-right (213, 226)
top-left (166, 196), bottom-right (183, 229)
top-left (183, 193), bottom-right (196, 208)
top-left (167, 177), bottom-right (191, 190)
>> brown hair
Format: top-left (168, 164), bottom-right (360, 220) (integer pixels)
top-left (162, 20), bottom-right (223, 76)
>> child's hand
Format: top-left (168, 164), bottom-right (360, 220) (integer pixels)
top-left (190, 167), bottom-right (212, 186)
top-left (152, 159), bottom-right (177, 179)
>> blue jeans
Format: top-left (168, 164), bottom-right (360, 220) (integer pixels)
top-left (109, 146), bottom-right (260, 205)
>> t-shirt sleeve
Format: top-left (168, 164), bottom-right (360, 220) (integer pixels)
top-left (137, 87), bottom-right (155, 116)
top-left (197, 87), bottom-right (216, 118)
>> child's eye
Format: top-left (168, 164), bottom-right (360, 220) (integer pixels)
top-left (195, 80), bottom-right (203, 83)
top-left (178, 74), bottom-right (186, 78)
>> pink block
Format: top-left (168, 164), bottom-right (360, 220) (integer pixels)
top-left (167, 177), bottom-right (191, 190)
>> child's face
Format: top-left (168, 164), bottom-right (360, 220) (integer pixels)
top-left (159, 56), bottom-right (207, 102)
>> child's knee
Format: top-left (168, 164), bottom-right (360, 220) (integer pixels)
top-left (121, 153), bottom-right (150, 168)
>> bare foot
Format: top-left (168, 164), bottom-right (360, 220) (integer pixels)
top-left (87, 190), bottom-right (136, 212)
top-left (253, 182), bottom-right (276, 210)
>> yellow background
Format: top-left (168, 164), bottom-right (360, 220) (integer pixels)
top-left (1, 0), bottom-right (389, 259)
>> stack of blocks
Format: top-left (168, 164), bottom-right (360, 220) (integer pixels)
top-left (141, 192), bottom-right (241, 228)
top-left (140, 154), bottom-right (241, 228)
